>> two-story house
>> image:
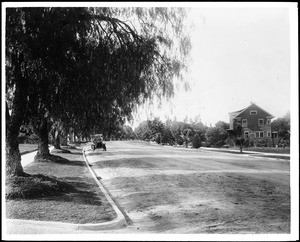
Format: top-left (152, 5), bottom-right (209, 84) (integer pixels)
top-left (228, 102), bottom-right (276, 145)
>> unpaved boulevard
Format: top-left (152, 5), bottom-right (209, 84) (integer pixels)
top-left (85, 140), bottom-right (290, 233)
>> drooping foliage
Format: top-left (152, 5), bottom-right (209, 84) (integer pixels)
top-left (5, 7), bottom-right (191, 176)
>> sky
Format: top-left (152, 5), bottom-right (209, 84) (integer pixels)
top-left (130, 5), bottom-right (295, 128)
top-left (1, 2), bottom-right (296, 130)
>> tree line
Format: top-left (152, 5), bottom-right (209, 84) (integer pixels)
top-left (134, 117), bottom-right (230, 148)
top-left (5, 7), bottom-right (191, 177)
top-left (134, 112), bottom-right (291, 149)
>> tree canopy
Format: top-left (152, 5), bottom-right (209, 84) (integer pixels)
top-left (271, 111), bottom-right (290, 141)
top-left (5, 7), bottom-right (192, 176)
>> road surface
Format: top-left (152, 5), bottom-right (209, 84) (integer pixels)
top-left (85, 140), bottom-right (290, 234)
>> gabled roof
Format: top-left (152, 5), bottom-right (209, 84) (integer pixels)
top-left (229, 107), bottom-right (247, 117)
top-left (229, 102), bottom-right (274, 118)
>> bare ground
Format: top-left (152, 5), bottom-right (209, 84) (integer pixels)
top-left (85, 141), bottom-right (290, 233)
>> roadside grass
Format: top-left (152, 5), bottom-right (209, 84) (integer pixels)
top-left (6, 148), bottom-right (117, 224)
top-left (6, 173), bottom-right (75, 199)
top-left (238, 147), bottom-right (290, 154)
top-left (19, 143), bottom-right (38, 154)
top-left (251, 154), bottom-right (290, 160)
top-left (147, 139), bottom-right (290, 155)
top-left (204, 148), bottom-right (290, 160)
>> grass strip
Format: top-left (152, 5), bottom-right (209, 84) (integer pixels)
top-left (19, 144), bottom-right (38, 155)
top-left (6, 148), bottom-right (117, 224)
top-left (228, 146), bottom-right (290, 154)
top-left (205, 149), bottom-right (290, 160)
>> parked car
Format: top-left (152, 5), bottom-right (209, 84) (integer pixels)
top-left (91, 134), bottom-right (106, 151)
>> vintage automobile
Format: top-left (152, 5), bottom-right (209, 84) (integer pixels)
top-left (91, 134), bottom-right (107, 151)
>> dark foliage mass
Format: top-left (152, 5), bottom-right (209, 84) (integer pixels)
top-left (5, 7), bottom-right (191, 176)
top-left (6, 173), bottom-right (75, 199)
top-left (192, 134), bottom-right (202, 148)
top-left (135, 117), bottom-right (231, 148)
top-left (134, 113), bottom-right (290, 150)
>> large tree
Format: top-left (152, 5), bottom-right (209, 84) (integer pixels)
top-left (6, 8), bottom-right (93, 165)
top-left (271, 111), bottom-right (290, 142)
top-left (6, 8), bottom-right (31, 176)
top-left (206, 126), bottom-right (228, 148)
top-left (5, 7), bottom-right (191, 176)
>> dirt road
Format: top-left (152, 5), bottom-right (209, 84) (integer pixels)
top-left (85, 140), bottom-right (290, 233)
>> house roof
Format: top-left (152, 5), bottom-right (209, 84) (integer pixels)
top-left (229, 102), bottom-right (274, 118)
top-left (229, 107), bottom-right (247, 117)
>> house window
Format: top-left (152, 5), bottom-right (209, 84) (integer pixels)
top-left (250, 110), bottom-right (257, 115)
top-left (256, 131), bottom-right (264, 138)
top-left (272, 132), bottom-right (278, 139)
top-left (242, 119), bottom-right (247, 127)
top-left (267, 132), bottom-right (271, 137)
top-left (266, 118), bottom-right (271, 125)
top-left (258, 119), bottom-right (264, 127)
top-left (244, 131), bottom-right (249, 139)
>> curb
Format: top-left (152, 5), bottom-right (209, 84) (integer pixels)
top-left (20, 149), bottom-right (38, 155)
top-left (6, 217), bottom-right (125, 231)
top-left (82, 146), bottom-right (127, 230)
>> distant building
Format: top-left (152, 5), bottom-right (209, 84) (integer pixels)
top-left (228, 102), bottom-right (278, 146)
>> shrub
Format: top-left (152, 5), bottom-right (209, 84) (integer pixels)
top-left (248, 140), bottom-right (255, 147)
top-left (206, 127), bottom-right (228, 148)
top-left (18, 133), bottom-right (27, 144)
top-left (155, 133), bottom-right (162, 144)
top-left (255, 138), bottom-right (272, 147)
top-left (27, 134), bottom-right (39, 144)
top-left (192, 134), bottom-right (201, 148)
top-left (201, 141), bottom-right (211, 147)
top-left (176, 136), bottom-right (184, 145)
top-left (161, 127), bottom-right (175, 145)
top-left (224, 138), bottom-right (235, 147)
top-left (235, 137), bottom-right (245, 146)
top-left (244, 139), bottom-right (250, 148)
top-left (18, 133), bottom-right (39, 144)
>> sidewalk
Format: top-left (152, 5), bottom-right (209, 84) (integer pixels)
top-left (200, 147), bottom-right (290, 160)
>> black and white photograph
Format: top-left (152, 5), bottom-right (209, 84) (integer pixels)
top-left (2, 2), bottom-right (299, 241)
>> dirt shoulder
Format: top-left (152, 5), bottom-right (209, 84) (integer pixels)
top-left (6, 147), bottom-right (117, 224)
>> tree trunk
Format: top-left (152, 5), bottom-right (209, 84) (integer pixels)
top-left (54, 129), bottom-right (61, 149)
top-left (6, 125), bottom-right (24, 177)
top-left (6, 52), bottom-right (28, 177)
top-left (61, 130), bottom-right (68, 146)
top-left (185, 137), bottom-right (188, 148)
top-left (70, 131), bottom-right (75, 143)
top-left (35, 117), bottom-right (50, 159)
